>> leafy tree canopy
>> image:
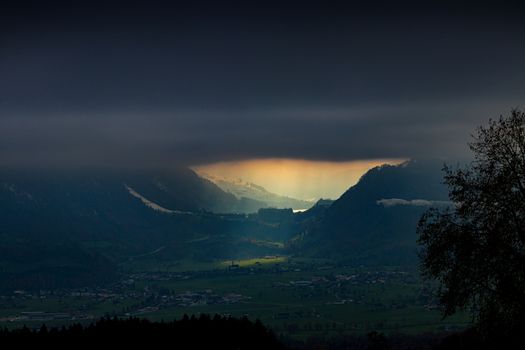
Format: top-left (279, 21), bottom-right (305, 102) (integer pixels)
top-left (418, 109), bottom-right (525, 334)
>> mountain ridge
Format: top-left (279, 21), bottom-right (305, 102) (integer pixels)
top-left (295, 160), bottom-right (449, 264)
top-left (197, 172), bottom-right (314, 210)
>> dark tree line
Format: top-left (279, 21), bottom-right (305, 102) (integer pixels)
top-left (0, 314), bottom-right (283, 348)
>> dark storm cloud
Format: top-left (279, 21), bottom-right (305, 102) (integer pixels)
top-left (1, 1), bottom-right (524, 167)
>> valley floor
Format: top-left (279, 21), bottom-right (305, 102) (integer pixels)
top-left (0, 257), bottom-right (469, 339)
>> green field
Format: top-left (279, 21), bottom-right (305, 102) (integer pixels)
top-left (0, 256), bottom-right (470, 338)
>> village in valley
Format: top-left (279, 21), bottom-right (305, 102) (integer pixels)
top-left (0, 257), bottom-right (449, 334)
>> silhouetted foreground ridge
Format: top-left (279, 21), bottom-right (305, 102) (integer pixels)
top-left (0, 315), bottom-right (283, 348)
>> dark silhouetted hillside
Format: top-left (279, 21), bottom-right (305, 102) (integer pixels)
top-left (0, 168), bottom-right (295, 290)
top-left (296, 161), bottom-right (448, 265)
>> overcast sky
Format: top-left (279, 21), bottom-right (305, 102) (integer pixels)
top-left (1, 1), bottom-right (524, 168)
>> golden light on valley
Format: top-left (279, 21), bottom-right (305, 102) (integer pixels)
top-left (193, 158), bottom-right (406, 201)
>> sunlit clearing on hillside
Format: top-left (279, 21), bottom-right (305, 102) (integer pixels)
top-left (192, 158), bottom-right (406, 201)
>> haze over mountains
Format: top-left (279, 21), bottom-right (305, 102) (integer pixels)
top-left (197, 173), bottom-right (314, 211)
top-left (0, 160), bottom-right (448, 290)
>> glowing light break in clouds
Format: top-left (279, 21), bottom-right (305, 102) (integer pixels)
top-left (193, 158), bottom-right (406, 201)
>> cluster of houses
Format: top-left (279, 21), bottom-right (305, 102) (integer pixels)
top-left (174, 290), bottom-right (249, 307)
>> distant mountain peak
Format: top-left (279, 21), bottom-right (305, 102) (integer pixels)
top-left (196, 172), bottom-right (314, 210)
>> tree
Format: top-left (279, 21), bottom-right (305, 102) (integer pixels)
top-left (417, 109), bottom-right (525, 334)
